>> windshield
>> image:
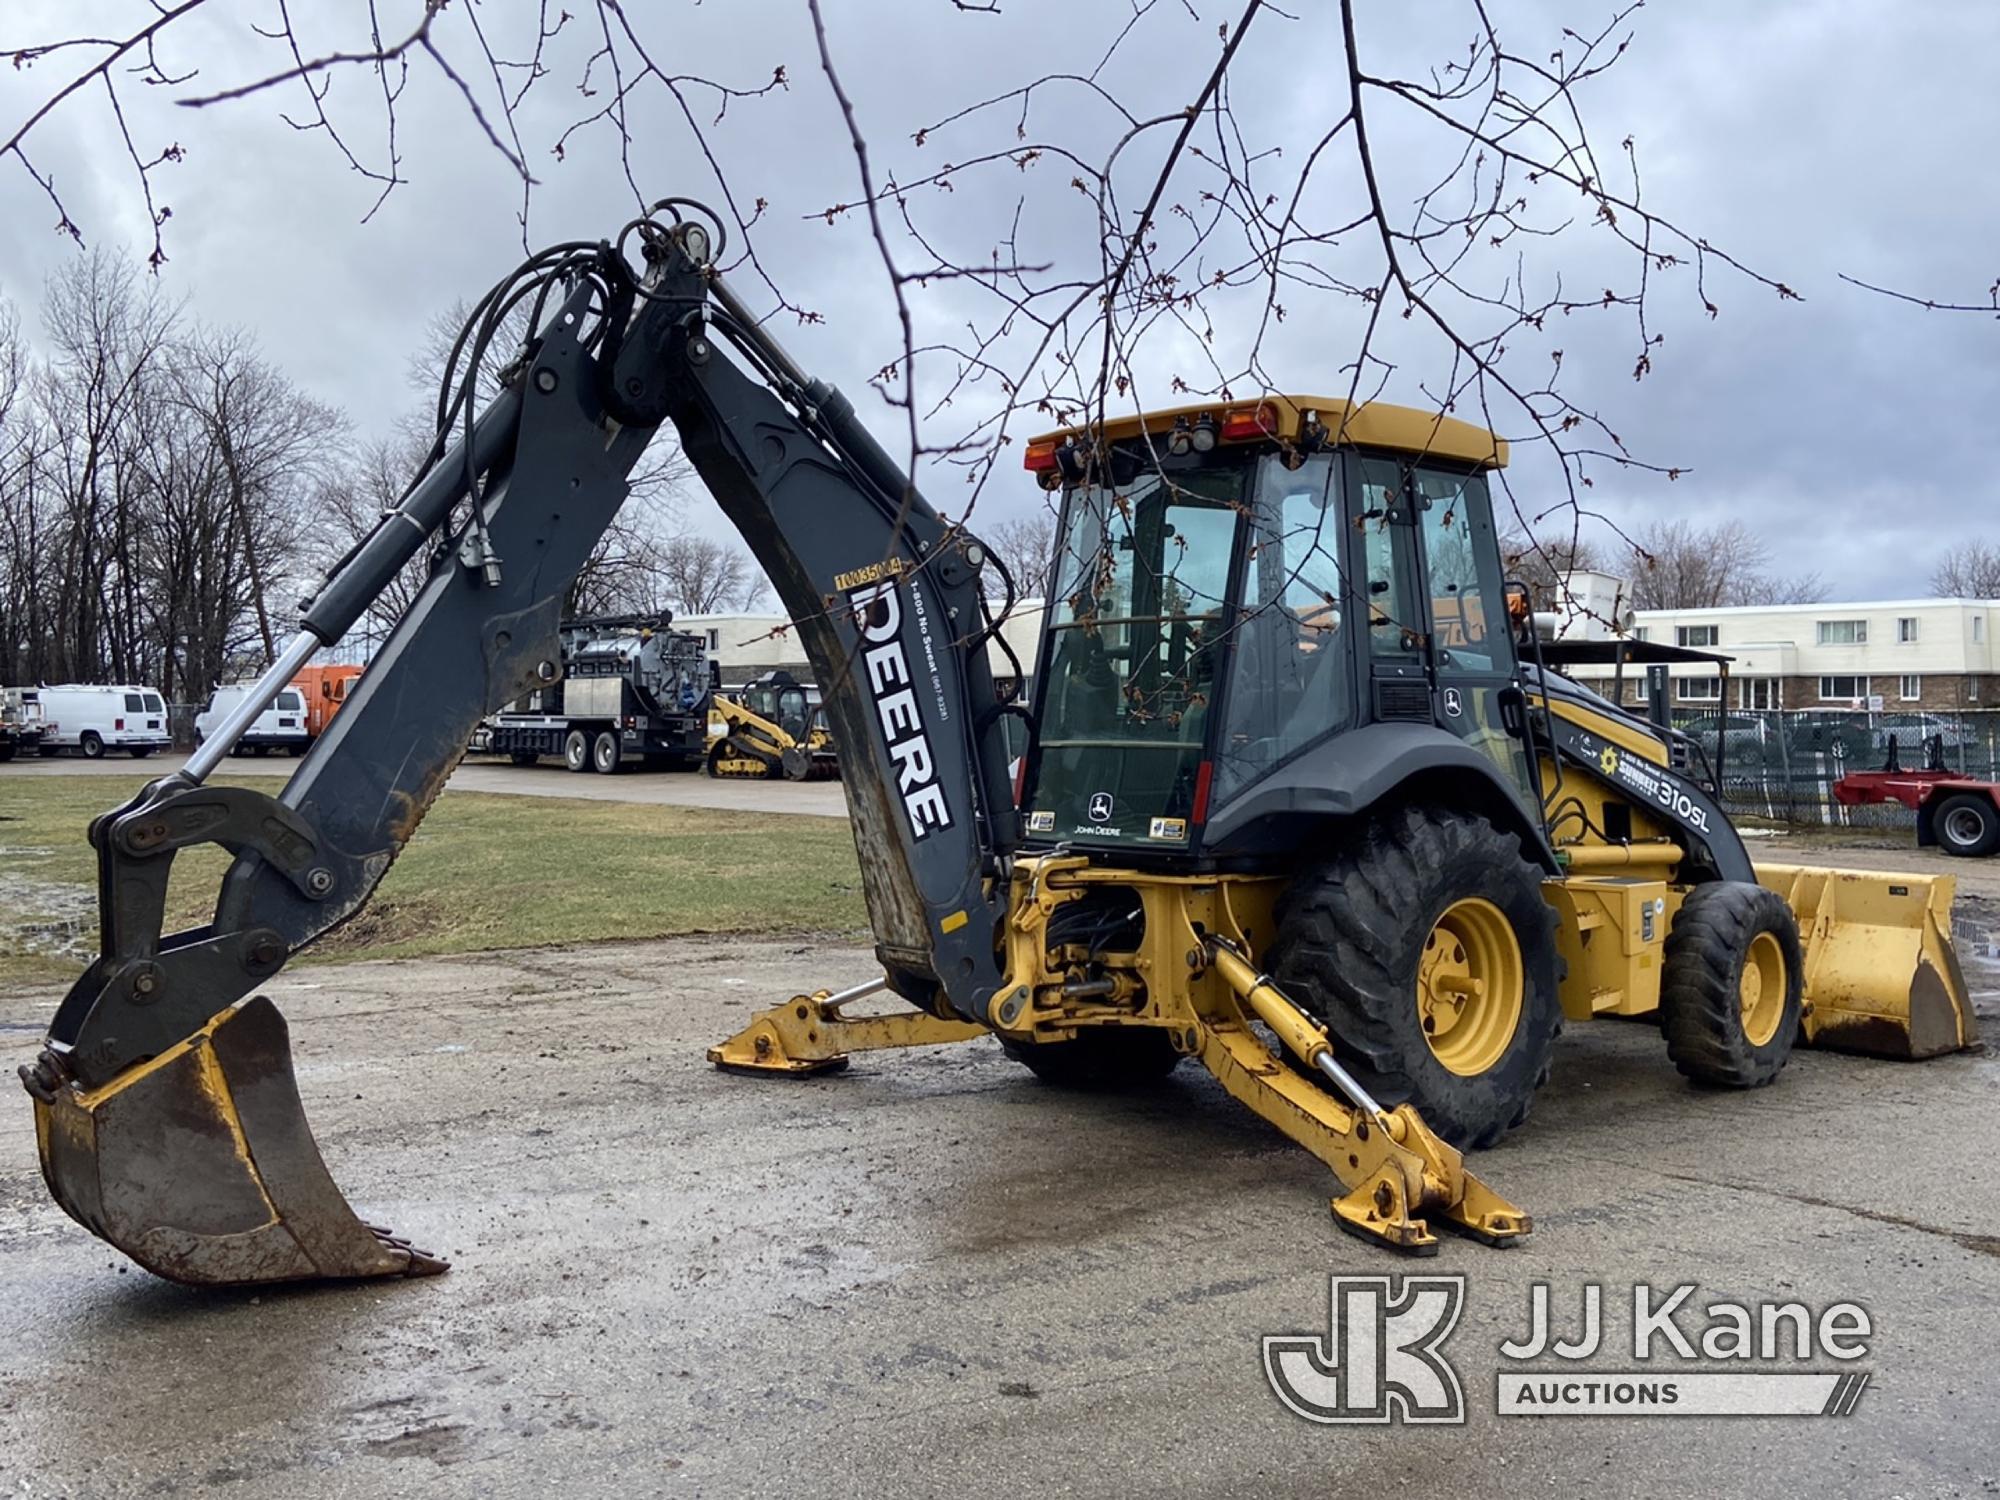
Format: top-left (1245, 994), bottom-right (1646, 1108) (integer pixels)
top-left (1030, 466), bottom-right (1241, 844)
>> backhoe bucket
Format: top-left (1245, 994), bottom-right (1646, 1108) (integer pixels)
top-left (30, 997), bottom-right (446, 1287)
top-left (1757, 864), bottom-right (1979, 1059)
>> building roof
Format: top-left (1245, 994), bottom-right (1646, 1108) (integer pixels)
top-left (1634, 597), bottom-right (2000, 618)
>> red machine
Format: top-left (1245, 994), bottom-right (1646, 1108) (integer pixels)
top-left (1833, 737), bottom-right (2000, 858)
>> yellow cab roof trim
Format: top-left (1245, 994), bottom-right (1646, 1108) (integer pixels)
top-left (1028, 394), bottom-right (1507, 470)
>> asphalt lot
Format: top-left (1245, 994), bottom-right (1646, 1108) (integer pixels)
top-left (2, 932), bottom-right (1998, 1497)
top-left (4, 760), bottom-right (1999, 1497)
top-left (0, 750), bottom-right (851, 818)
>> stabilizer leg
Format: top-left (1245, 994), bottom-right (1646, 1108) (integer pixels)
top-left (708, 978), bottom-right (987, 1075)
top-left (1201, 942), bottom-right (1530, 1253)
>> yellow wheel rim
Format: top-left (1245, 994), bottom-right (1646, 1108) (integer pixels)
top-left (1415, 897), bottom-right (1525, 1077)
top-left (1739, 930), bottom-right (1788, 1047)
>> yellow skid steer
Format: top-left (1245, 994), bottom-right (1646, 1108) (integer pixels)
top-left (20, 205), bottom-right (1977, 1287)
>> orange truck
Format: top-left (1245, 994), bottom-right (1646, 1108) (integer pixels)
top-left (289, 663), bottom-right (363, 740)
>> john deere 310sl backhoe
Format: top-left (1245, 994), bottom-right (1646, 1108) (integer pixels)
top-left (20, 201), bottom-right (1977, 1285)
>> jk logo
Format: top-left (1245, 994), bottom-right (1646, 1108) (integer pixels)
top-left (1263, 1275), bottom-right (1466, 1424)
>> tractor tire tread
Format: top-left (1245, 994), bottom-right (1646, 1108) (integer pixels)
top-left (1659, 881), bottom-right (1803, 1089)
top-left (1265, 806), bottom-right (1561, 1150)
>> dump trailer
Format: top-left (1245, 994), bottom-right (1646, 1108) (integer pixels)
top-left (1834, 735), bottom-right (2000, 858)
top-left (707, 669), bottom-right (839, 780)
top-left (486, 613), bottom-right (710, 772)
top-left (20, 202), bottom-right (1978, 1290)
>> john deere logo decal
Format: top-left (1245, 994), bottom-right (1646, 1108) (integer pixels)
top-left (1087, 791), bottom-right (1115, 823)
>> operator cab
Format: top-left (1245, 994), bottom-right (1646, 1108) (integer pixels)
top-left (1019, 396), bottom-right (1534, 859)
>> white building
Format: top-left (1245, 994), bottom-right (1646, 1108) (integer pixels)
top-left (684, 600), bottom-right (1048, 691)
top-left (1567, 598), bottom-right (2000, 713)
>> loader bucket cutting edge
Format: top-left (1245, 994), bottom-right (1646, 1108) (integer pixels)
top-left (32, 996), bottom-right (446, 1287)
top-left (1757, 863), bottom-right (1980, 1059)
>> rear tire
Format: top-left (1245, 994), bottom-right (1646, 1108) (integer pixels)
top-left (1933, 793), bottom-right (2000, 858)
top-left (129, 745), bottom-right (154, 760)
top-left (564, 730), bottom-right (590, 773)
top-left (0, 744), bottom-right (14, 763)
top-left (80, 732), bottom-right (105, 760)
top-left (509, 750), bottom-right (540, 767)
top-left (1660, 881), bottom-right (1803, 1088)
top-left (592, 730), bottom-right (622, 774)
top-left (999, 1029), bottom-right (1183, 1089)
top-left (1267, 807), bottom-right (1562, 1150)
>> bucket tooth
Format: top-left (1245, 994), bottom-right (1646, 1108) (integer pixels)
top-left (30, 997), bottom-right (445, 1287)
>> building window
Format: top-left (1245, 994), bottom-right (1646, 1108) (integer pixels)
top-left (1816, 619), bottom-right (1867, 645)
top-left (1898, 616), bottom-right (1919, 643)
top-left (1676, 624), bottom-right (1719, 648)
top-left (706, 629), bottom-right (720, 651)
top-left (1678, 677), bottom-right (1722, 702)
top-left (1739, 677), bottom-right (1777, 710)
top-left (1631, 626), bottom-right (1650, 642)
top-left (1899, 675), bottom-right (1921, 701)
top-left (1818, 675), bottom-right (1868, 701)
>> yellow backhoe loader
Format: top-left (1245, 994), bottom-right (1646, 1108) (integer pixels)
top-left (22, 204), bottom-right (1977, 1288)
top-left (707, 669), bottom-right (839, 780)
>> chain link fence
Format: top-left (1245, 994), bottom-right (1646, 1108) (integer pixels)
top-left (1668, 708), bottom-right (2000, 828)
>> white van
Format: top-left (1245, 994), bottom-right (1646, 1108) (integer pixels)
top-left (36, 684), bottom-right (171, 759)
top-left (195, 683), bottom-right (311, 756)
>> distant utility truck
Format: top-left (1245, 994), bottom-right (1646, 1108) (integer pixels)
top-left (484, 613), bottom-right (712, 773)
top-left (35, 684), bottom-right (171, 758)
top-left (0, 688), bottom-right (46, 761)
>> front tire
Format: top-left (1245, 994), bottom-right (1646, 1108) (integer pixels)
top-left (1934, 792), bottom-right (2000, 858)
top-left (564, 730), bottom-right (590, 773)
top-left (1660, 881), bottom-right (1803, 1088)
top-left (79, 732), bottom-right (105, 760)
top-left (509, 750), bottom-right (540, 768)
top-left (1267, 807), bottom-right (1562, 1149)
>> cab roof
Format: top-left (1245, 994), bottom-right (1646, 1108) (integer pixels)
top-left (1028, 394), bottom-right (1507, 469)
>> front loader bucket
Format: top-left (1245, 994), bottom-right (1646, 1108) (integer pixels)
top-left (1757, 864), bottom-right (1980, 1059)
top-left (30, 997), bottom-right (446, 1287)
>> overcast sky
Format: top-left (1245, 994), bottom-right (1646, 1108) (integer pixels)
top-left (3, 0), bottom-right (1997, 602)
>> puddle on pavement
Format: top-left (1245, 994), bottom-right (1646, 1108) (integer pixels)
top-left (0, 872), bottom-right (97, 963)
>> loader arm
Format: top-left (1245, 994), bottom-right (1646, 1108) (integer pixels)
top-left (21, 205), bottom-right (1019, 1285)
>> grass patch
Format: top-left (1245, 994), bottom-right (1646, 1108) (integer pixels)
top-left (0, 776), bottom-right (867, 986)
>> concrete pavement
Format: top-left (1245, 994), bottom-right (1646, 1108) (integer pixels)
top-left (0, 750), bottom-right (851, 817)
top-left (2, 931), bottom-right (1997, 1498)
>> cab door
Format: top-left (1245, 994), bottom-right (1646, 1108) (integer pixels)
top-left (1408, 465), bottom-right (1536, 807)
top-left (1353, 456), bottom-right (1535, 808)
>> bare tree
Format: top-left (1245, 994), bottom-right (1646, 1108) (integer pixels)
top-left (1932, 541), bottom-right (2000, 598)
top-left (979, 508), bottom-right (1060, 601)
top-left (653, 533), bottom-right (767, 614)
top-left (1624, 519), bottom-right (1823, 611)
top-left (1500, 529), bottom-right (1602, 595)
top-left (0, 1), bottom-right (1793, 604)
top-left (30, 250), bottom-right (181, 683)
